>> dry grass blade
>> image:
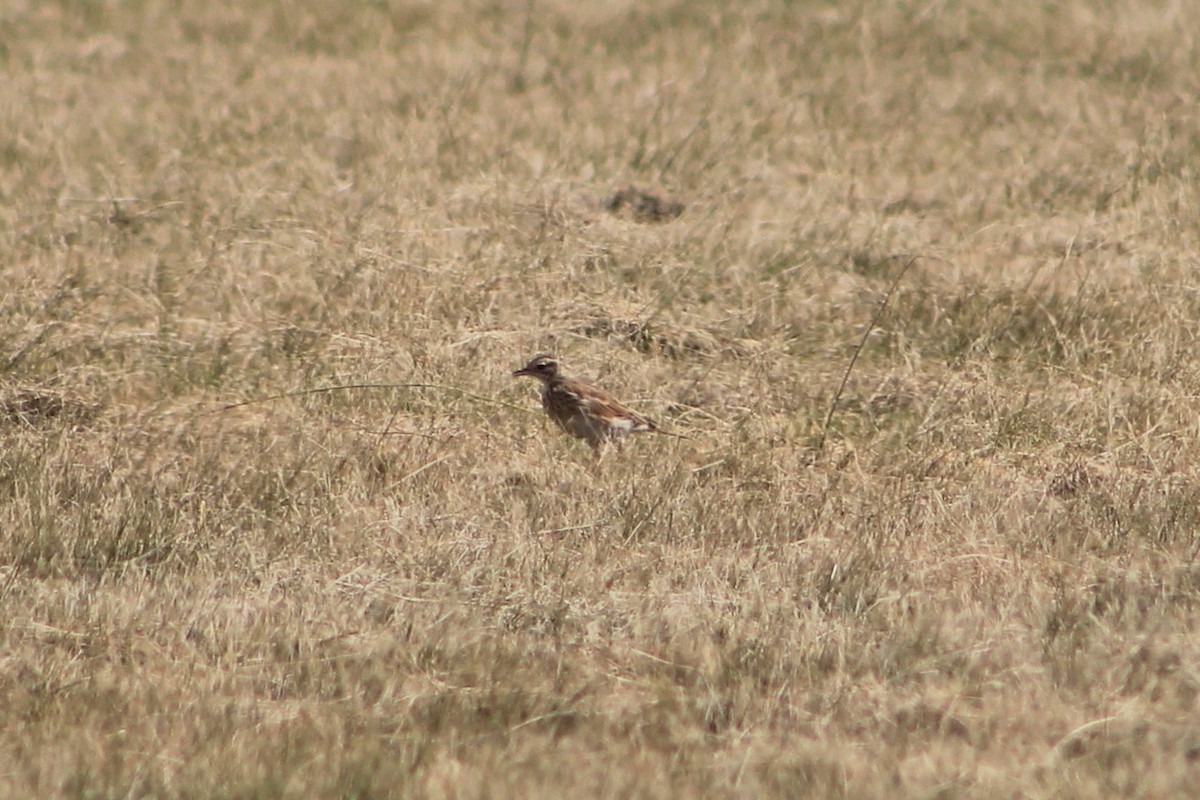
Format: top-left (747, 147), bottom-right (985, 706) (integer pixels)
top-left (817, 255), bottom-right (918, 455)
top-left (217, 382), bottom-right (530, 415)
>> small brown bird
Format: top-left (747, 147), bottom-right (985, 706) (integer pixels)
top-left (512, 353), bottom-right (659, 456)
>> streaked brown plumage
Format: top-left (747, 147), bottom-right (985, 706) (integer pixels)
top-left (512, 353), bottom-right (658, 455)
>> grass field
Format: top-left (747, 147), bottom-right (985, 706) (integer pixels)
top-left (3, 0), bottom-right (1200, 797)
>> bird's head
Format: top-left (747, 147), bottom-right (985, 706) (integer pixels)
top-left (512, 353), bottom-right (561, 382)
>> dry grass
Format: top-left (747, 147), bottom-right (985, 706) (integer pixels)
top-left (3, 0), bottom-right (1200, 796)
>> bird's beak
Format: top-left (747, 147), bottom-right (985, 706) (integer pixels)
top-left (512, 367), bottom-right (531, 377)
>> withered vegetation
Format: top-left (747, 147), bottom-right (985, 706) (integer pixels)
top-left (2, 1), bottom-right (1200, 797)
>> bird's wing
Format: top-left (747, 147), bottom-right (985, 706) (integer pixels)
top-left (573, 381), bottom-right (658, 432)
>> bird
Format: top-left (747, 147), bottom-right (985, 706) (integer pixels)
top-left (512, 353), bottom-right (661, 456)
